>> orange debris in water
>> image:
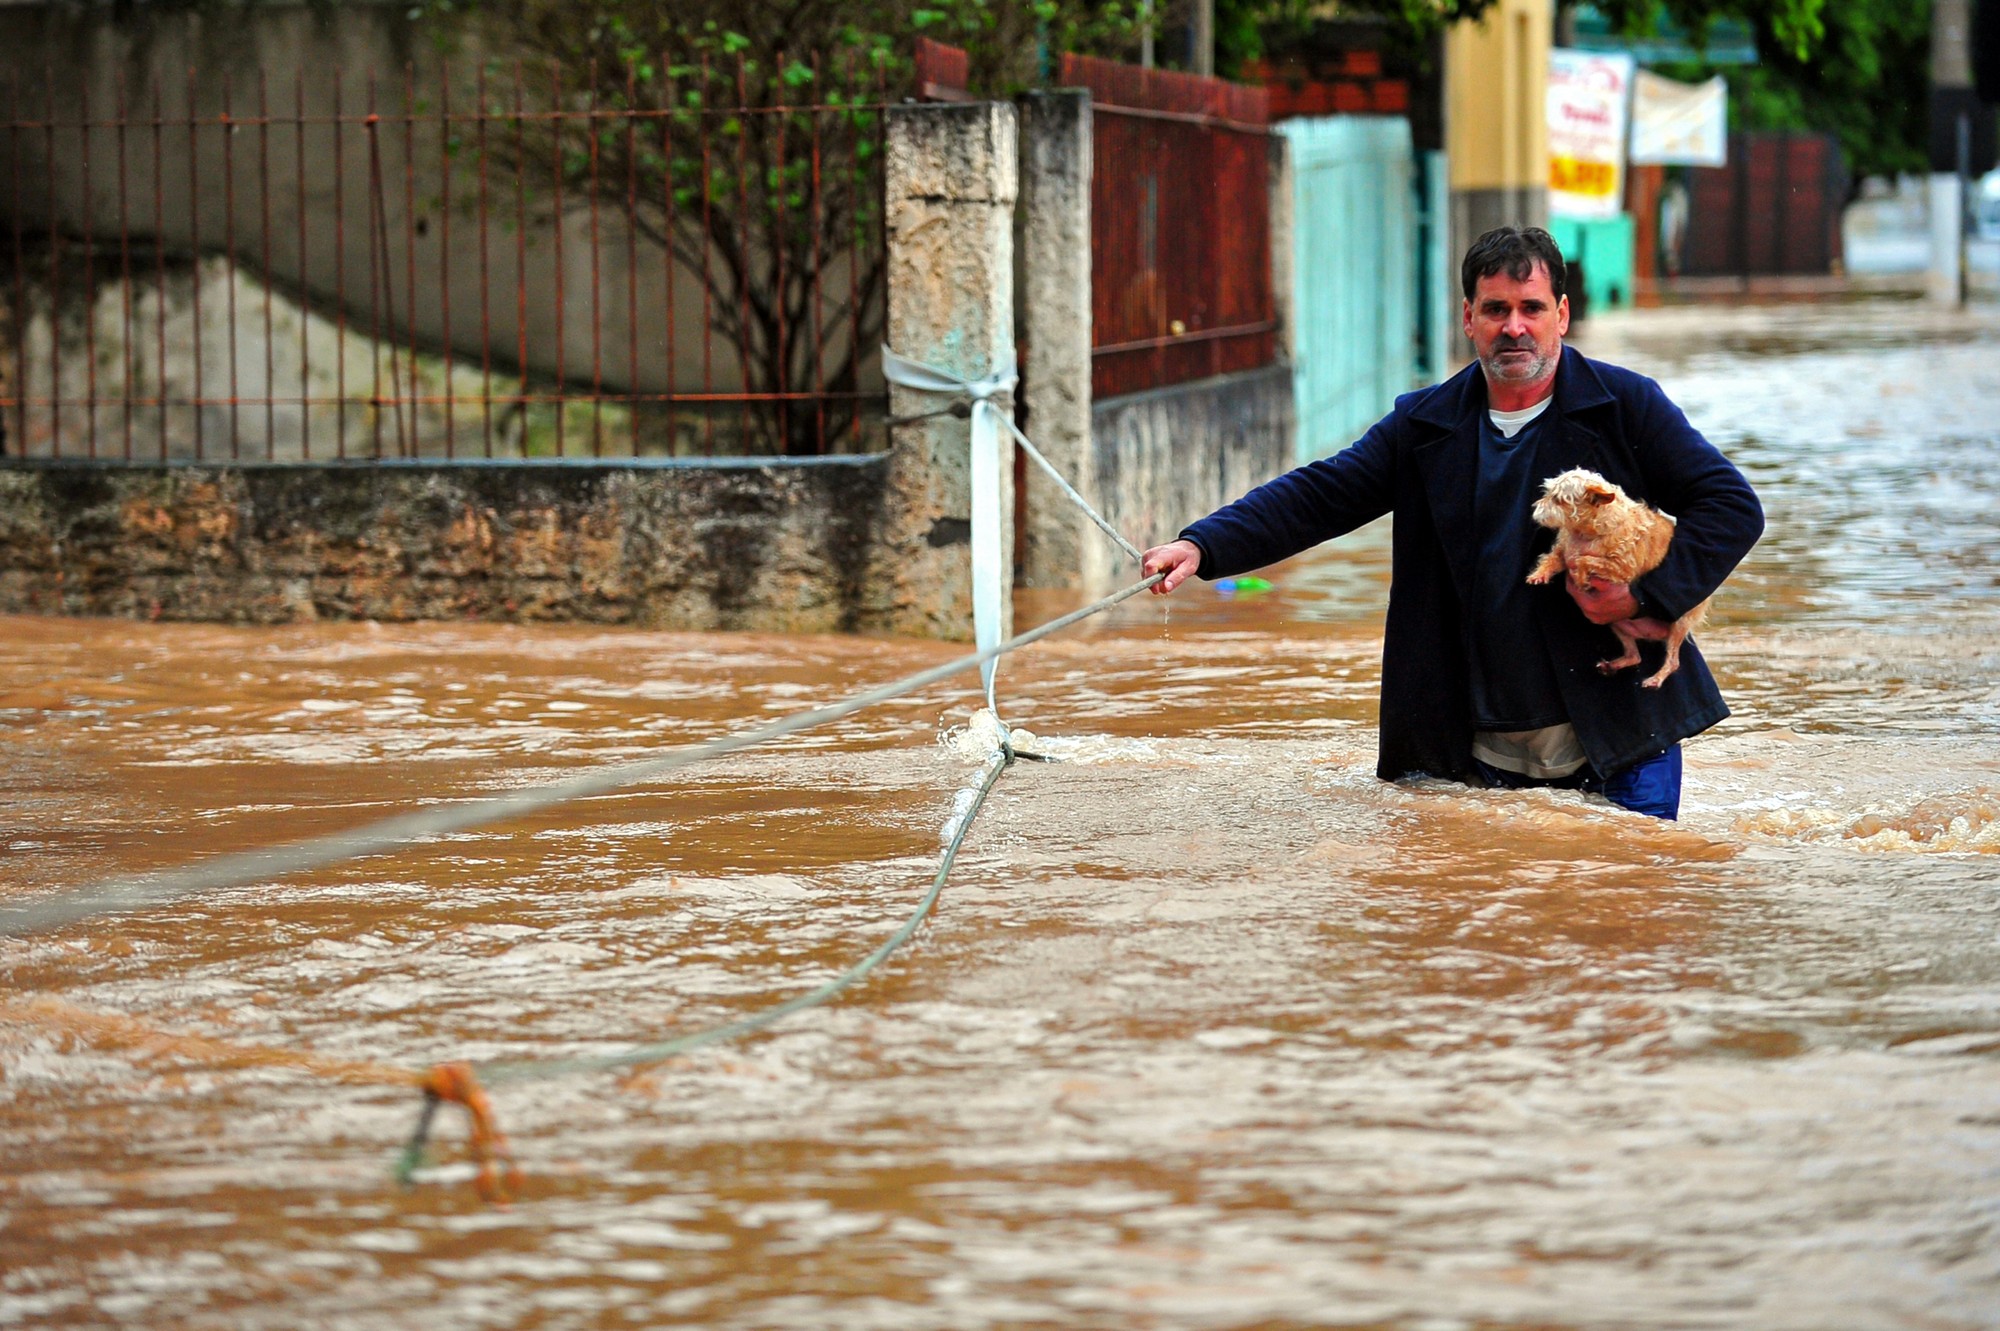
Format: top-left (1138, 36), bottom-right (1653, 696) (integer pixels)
top-left (420, 1061), bottom-right (523, 1205)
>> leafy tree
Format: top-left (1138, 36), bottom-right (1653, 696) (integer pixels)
top-left (1239, 1), bottom-right (1926, 184)
top-left (422, 0), bottom-right (1147, 453)
top-left (1564, 2), bottom-right (1928, 182)
top-left (1282, 0), bottom-right (1831, 58)
top-left (1580, 0), bottom-right (1830, 60)
top-left (1634, 0), bottom-right (1933, 183)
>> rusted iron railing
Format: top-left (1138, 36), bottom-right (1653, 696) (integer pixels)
top-left (1060, 53), bottom-right (1276, 401)
top-left (0, 58), bottom-right (892, 462)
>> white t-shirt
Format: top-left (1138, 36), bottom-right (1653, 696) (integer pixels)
top-left (1488, 397), bottom-right (1552, 438)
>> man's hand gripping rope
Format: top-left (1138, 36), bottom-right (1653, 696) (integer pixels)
top-left (1141, 539), bottom-right (1203, 595)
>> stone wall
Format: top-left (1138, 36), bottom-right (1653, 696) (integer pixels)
top-left (0, 101), bottom-right (1023, 639)
top-left (0, 89), bottom-right (1298, 635)
top-left (1089, 364), bottom-right (1296, 572)
top-left (0, 459), bottom-right (885, 630)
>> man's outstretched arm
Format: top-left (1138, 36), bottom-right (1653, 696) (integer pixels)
top-left (1165, 411), bottom-right (1403, 586)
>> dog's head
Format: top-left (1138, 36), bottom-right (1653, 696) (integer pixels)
top-left (1531, 468), bottom-right (1628, 532)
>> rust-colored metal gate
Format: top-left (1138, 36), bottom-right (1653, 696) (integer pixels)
top-left (1060, 54), bottom-right (1276, 401)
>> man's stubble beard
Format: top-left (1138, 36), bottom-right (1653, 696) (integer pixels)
top-left (1481, 342), bottom-right (1556, 386)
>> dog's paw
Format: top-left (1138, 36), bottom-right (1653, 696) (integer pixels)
top-left (1597, 657), bottom-right (1638, 675)
top-left (1525, 571), bottom-right (1552, 585)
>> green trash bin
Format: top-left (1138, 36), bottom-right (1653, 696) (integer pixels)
top-left (1548, 214), bottom-right (1635, 314)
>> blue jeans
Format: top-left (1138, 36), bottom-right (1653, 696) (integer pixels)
top-left (1473, 745), bottom-right (1683, 820)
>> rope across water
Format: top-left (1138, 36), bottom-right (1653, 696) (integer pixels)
top-left (12, 342), bottom-right (1159, 1200)
top-left (482, 748), bottom-right (1010, 1088)
top-left (0, 576), bottom-right (1160, 940)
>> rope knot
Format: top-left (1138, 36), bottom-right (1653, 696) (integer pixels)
top-left (880, 346), bottom-right (1018, 406)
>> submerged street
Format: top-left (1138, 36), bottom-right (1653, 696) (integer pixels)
top-left (2, 300), bottom-right (1998, 1329)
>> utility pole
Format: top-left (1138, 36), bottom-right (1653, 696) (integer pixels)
top-left (1930, 0), bottom-right (1986, 306)
top-left (1193, 0), bottom-right (1214, 76)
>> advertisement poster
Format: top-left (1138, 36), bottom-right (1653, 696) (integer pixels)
top-left (1547, 48), bottom-right (1635, 219)
top-left (1630, 70), bottom-right (1729, 167)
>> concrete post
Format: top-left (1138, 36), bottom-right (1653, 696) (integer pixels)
top-left (1929, 174), bottom-right (1967, 308)
top-left (868, 102), bottom-right (1018, 640)
top-left (1192, 0), bottom-right (1215, 76)
top-left (1014, 90), bottom-right (1098, 591)
top-left (1265, 129), bottom-right (1300, 461)
top-left (1931, 0), bottom-right (1975, 308)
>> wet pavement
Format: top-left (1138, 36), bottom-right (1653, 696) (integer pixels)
top-left (2, 300), bottom-right (1998, 1329)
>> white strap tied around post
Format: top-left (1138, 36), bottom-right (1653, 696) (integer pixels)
top-left (881, 345), bottom-right (1018, 717)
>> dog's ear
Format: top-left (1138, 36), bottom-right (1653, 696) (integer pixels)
top-left (1584, 484), bottom-right (1617, 506)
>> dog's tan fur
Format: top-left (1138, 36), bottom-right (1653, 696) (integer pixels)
top-left (1525, 468), bottom-right (1710, 689)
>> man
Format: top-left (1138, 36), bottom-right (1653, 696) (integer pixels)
top-left (1140, 227), bottom-right (1762, 819)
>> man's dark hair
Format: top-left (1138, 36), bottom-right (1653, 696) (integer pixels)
top-left (1460, 226), bottom-right (1567, 302)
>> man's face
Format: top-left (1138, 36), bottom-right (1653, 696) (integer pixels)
top-left (1462, 262), bottom-right (1569, 390)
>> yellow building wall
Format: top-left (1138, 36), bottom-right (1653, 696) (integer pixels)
top-left (1446, 0), bottom-right (1552, 193)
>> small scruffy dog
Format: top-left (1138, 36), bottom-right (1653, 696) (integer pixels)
top-left (1526, 468), bottom-right (1710, 689)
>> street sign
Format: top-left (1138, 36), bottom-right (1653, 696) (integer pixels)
top-left (1549, 48), bottom-right (1635, 219)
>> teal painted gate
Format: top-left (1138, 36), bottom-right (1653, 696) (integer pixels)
top-left (1281, 118), bottom-right (1429, 461)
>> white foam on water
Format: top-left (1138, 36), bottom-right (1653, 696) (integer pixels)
top-left (1193, 1026), bottom-right (1281, 1050)
top-left (670, 874), bottom-right (818, 902)
top-left (1734, 789), bottom-right (2000, 854)
top-left (937, 708), bottom-right (1244, 769)
top-left (938, 708), bottom-right (1010, 762)
top-left (1031, 733), bottom-right (1186, 765)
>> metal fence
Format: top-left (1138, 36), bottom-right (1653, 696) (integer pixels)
top-left (1283, 116), bottom-right (1419, 461)
top-left (0, 59), bottom-right (892, 462)
top-left (1059, 54), bottom-right (1276, 401)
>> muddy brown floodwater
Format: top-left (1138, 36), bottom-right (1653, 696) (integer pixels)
top-left (3, 301), bottom-right (1999, 1330)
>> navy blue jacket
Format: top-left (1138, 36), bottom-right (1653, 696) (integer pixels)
top-left (1181, 346), bottom-right (1764, 783)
